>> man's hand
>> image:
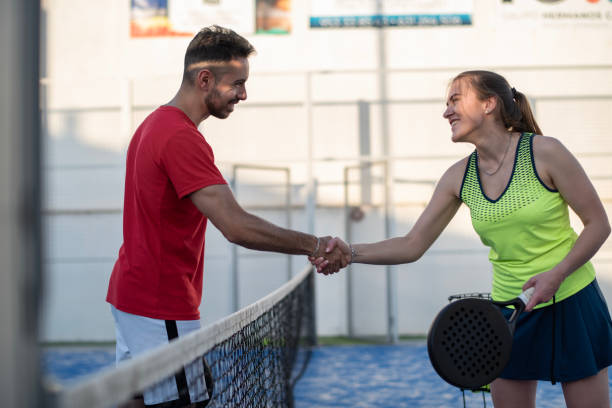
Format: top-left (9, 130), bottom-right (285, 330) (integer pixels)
top-left (309, 237), bottom-right (351, 275)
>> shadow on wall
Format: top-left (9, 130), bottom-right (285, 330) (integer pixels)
top-left (42, 110), bottom-right (126, 342)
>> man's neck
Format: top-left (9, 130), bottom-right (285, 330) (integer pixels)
top-left (166, 88), bottom-right (209, 126)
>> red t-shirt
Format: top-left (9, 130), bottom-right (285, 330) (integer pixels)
top-left (106, 106), bottom-right (226, 320)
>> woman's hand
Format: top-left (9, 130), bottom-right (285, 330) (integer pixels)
top-left (522, 269), bottom-right (565, 312)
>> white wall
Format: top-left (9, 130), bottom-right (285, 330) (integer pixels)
top-left (40, 0), bottom-right (612, 341)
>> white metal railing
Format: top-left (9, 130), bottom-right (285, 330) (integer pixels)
top-left (40, 65), bottom-right (612, 341)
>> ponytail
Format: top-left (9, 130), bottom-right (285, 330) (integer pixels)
top-left (510, 89), bottom-right (542, 135)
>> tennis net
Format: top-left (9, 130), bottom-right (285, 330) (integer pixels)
top-left (52, 265), bottom-right (316, 408)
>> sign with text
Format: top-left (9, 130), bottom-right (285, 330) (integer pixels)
top-left (497, 0), bottom-right (612, 27)
top-left (309, 0), bottom-right (473, 28)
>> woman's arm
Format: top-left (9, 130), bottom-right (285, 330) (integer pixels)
top-left (522, 135), bottom-right (610, 310)
top-left (316, 158), bottom-right (467, 269)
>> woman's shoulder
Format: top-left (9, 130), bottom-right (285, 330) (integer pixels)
top-left (531, 134), bottom-right (571, 161)
top-left (532, 135), bottom-right (573, 165)
top-left (531, 134), bottom-right (579, 190)
top-left (436, 155), bottom-right (472, 197)
top-left (446, 155), bottom-right (472, 177)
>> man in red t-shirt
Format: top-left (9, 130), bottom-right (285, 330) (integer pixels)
top-left (106, 26), bottom-right (347, 407)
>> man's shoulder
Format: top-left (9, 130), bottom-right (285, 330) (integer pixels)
top-left (140, 107), bottom-right (201, 144)
top-left (147, 106), bottom-right (194, 129)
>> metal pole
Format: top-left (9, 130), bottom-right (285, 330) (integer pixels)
top-left (344, 160), bottom-right (394, 340)
top-left (285, 168), bottom-right (292, 280)
top-left (343, 167), bottom-right (354, 337)
top-left (230, 167), bottom-right (239, 312)
top-left (305, 72), bottom-right (316, 235)
top-left (376, 0), bottom-right (398, 344)
top-left (358, 101), bottom-right (372, 205)
top-left (383, 162), bottom-right (398, 343)
top-left (346, 101), bottom-right (372, 339)
top-left (230, 164), bottom-right (294, 310)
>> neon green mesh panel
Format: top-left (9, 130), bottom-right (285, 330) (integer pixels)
top-left (461, 133), bottom-right (549, 223)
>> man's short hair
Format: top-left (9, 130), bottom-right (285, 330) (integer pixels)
top-left (183, 25), bottom-right (256, 84)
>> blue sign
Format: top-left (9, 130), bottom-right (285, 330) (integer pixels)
top-left (310, 14), bottom-right (472, 28)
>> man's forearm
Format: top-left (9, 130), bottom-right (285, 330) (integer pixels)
top-left (228, 211), bottom-right (318, 256)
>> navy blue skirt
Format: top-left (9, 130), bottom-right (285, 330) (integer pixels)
top-left (499, 279), bottom-right (612, 383)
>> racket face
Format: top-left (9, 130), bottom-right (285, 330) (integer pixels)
top-left (427, 298), bottom-right (513, 390)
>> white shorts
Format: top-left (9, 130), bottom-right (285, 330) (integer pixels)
top-left (111, 305), bottom-right (211, 407)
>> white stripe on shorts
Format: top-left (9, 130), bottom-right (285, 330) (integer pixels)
top-left (110, 305), bottom-right (209, 406)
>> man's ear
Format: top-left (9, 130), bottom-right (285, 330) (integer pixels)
top-left (196, 69), bottom-right (214, 91)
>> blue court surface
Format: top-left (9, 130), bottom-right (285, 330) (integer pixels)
top-left (43, 342), bottom-right (611, 407)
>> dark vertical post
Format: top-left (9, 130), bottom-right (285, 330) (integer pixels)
top-left (0, 0), bottom-right (43, 407)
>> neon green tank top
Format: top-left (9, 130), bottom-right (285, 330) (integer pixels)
top-left (460, 133), bottom-right (594, 308)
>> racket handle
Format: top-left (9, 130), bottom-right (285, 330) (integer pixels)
top-left (517, 287), bottom-right (535, 306)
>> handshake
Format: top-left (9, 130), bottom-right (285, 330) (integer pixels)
top-left (308, 236), bottom-right (352, 275)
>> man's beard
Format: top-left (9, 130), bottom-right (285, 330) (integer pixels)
top-left (205, 87), bottom-right (235, 119)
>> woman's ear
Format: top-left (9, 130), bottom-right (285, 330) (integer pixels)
top-left (484, 96), bottom-right (498, 115)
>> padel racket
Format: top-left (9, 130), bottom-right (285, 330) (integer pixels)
top-left (427, 287), bottom-right (534, 390)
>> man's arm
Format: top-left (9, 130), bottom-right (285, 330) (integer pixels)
top-left (190, 184), bottom-right (349, 269)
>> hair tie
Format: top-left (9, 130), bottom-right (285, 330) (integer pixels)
top-left (511, 87), bottom-right (517, 98)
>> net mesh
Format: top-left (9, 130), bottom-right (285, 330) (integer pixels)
top-left (55, 266), bottom-right (316, 408)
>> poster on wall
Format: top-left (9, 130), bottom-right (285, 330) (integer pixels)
top-left (168, 0), bottom-right (255, 34)
top-left (497, 0), bottom-right (612, 27)
top-left (130, 0), bottom-right (188, 37)
top-left (131, 0), bottom-right (271, 37)
top-left (256, 0), bottom-right (292, 34)
top-left (309, 0), bottom-right (473, 28)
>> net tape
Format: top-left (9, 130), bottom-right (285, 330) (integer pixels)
top-left (57, 265), bottom-right (315, 408)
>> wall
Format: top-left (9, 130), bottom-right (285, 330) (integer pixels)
top-left (40, 0), bottom-right (612, 341)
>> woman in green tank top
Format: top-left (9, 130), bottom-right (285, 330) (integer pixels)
top-left (313, 70), bottom-right (611, 408)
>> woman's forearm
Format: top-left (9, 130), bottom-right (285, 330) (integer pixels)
top-left (351, 235), bottom-right (424, 265)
